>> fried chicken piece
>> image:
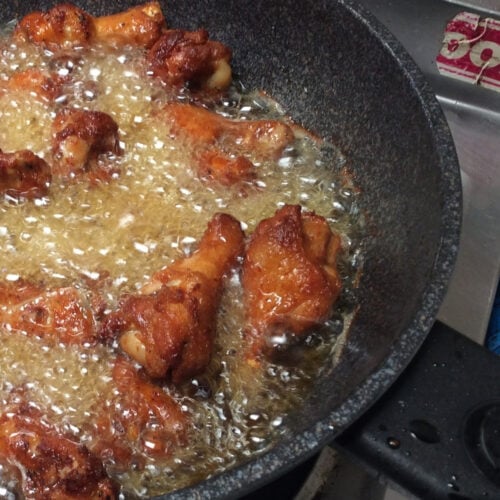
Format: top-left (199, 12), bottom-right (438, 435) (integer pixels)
top-left (2, 69), bottom-right (67, 102)
top-left (164, 102), bottom-right (294, 186)
top-left (52, 108), bottom-right (122, 182)
top-left (93, 2), bottom-right (165, 49)
top-left (13, 3), bottom-right (94, 49)
top-left (0, 395), bottom-right (118, 499)
top-left (242, 204), bottom-right (342, 356)
top-left (197, 149), bottom-right (256, 186)
top-left (147, 29), bottom-right (232, 90)
top-left (89, 356), bottom-right (187, 470)
top-left (0, 280), bottom-right (98, 346)
top-left (166, 102), bottom-right (295, 161)
top-left (101, 213), bottom-right (245, 383)
top-left (0, 149), bottom-right (51, 201)
top-left (14, 2), bottom-right (165, 50)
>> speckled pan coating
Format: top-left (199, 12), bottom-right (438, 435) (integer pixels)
top-left (5, 0), bottom-right (462, 498)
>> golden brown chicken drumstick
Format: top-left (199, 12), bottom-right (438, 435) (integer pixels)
top-left (14, 2), bottom-right (165, 49)
top-left (13, 3), bottom-right (94, 49)
top-left (88, 356), bottom-right (187, 470)
top-left (164, 102), bottom-right (294, 186)
top-left (166, 102), bottom-right (295, 160)
top-left (101, 213), bottom-right (245, 384)
top-left (0, 393), bottom-right (119, 499)
top-left (242, 204), bottom-right (342, 357)
top-left (0, 149), bottom-right (51, 201)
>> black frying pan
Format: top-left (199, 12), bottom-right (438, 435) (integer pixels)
top-left (5, 0), bottom-right (500, 498)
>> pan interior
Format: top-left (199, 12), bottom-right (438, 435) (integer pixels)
top-left (0, 0), bottom-right (461, 497)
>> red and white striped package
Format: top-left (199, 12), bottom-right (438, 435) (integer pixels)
top-left (436, 11), bottom-right (500, 92)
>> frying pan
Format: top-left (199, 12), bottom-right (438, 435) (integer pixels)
top-left (5, 0), bottom-right (500, 498)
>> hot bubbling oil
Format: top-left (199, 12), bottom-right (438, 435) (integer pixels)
top-left (0, 29), bottom-right (363, 498)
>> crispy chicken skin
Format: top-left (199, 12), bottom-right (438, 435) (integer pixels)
top-left (14, 2), bottom-right (165, 49)
top-left (0, 395), bottom-right (118, 499)
top-left (89, 356), bottom-right (187, 469)
top-left (242, 204), bottom-right (342, 356)
top-left (164, 102), bottom-right (294, 186)
top-left (0, 149), bottom-right (51, 200)
top-left (52, 108), bottom-right (122, 182)
top-left (148, 29), bottom-right (232, 90)
top-left (0, 280), bottom-right (99, 345)
top-left (101, 213), bottom-right (245, 383)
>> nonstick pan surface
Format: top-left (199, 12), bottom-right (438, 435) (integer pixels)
top-left (4, 0), bottom-right (462, 498)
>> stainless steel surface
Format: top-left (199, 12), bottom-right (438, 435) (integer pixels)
top-left (357, 0), bottom-right (500, 344)
top-left (438, 101), bottom-right (500, 339)
top-left (444, 0), bottom-right (500, 15)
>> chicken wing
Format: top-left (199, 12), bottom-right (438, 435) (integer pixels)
top-left (13, 3), bottom-right (94, 49)
top-left (0, 280), bottom-right (98, 346)
top-left (89, 356), bottom-right (187, 470)
top-left (101, 213), bottom-right (245, 383)
top-left (14, 2), bottom-right (165, 50)
top-left (163, 102), bottom-right (294, 186)
top-left (0, 393), bottom-right (118, 499)
top-left (147, 29), bottom-right (232, 91)
top-left (0, 149), bottom-right (51, 201)
top-left (52, 107), bottom-right (122, 182)
top-left (242, 204), bottom-right (342, 357)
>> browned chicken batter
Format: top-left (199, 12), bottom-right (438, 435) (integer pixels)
top-left (0, 2), bottom-right (361, 498)
top-left (0, 390), bottom-right (119, 499)
top-left (102, 213), bottom-right (245, 383)
top-left (147, 29), bottom-right (232, 90)
top-left (243, 204), bottom-right (342, 359)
